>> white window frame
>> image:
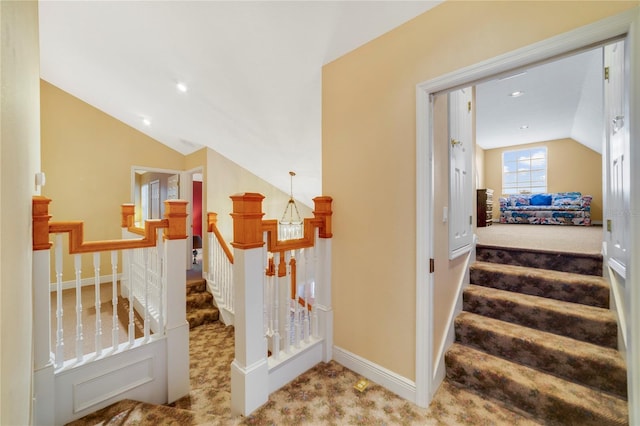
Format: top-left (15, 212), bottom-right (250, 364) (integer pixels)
top-left (502, 147), bottom-right (548, 194)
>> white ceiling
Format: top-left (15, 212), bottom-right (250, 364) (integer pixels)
top-left (476, 48), bottom-right (603, 153)
top-left (38, 0), bottom-right (442, 206)
top-left (38, 1), bottom-right (603, 206)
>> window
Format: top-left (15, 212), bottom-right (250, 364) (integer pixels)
top-left (502, 147), bottom-right (547, 195)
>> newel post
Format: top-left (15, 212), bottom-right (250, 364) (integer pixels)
top-left (229, 193), bottom-right (269, 416)
top-left (313, 196), bottom-right (333, 362)
top-left (32, 196), bottom-right (55, 424)
top-left (163, 199), bottom-right (190, 403)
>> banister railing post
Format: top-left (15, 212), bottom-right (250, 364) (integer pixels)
top-left (32, 196), bottom-right (55, 424)
top-left (121, 203), bottom-right (135, 228)
top-left (163, 199), bottom-right (190, 403)
top-left (313, 196), bottom-right (333, 361)
top-left (229, 193), bottom-right (269, 416)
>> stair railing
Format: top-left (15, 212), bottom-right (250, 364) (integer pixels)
top-left (32, 196), bottom-right (190, 425)
top-left (206, 212), bottom-right (235, 324)
top-left (229, 193), bottom-right (333, 417)
top-left (120, 205), bottom-right (170, 335)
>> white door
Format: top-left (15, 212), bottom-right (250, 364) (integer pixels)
top-left (150, 180), bottom-right (160, 219)
top-left (167, 174), bottom-right (179, 200)
top-left (448, 87), bottom-right (474, 259)
top-left (604, 40), bottom-right (630, 275)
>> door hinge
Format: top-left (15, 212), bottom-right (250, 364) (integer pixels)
top-left (470, 215), bottom-right (473, 225)
top-left (429, 258), bottom-right (435, 273)
top-left (607, 219), bottom-right (612, 232)
top-left (467, 101), bottom-right (471, 113)
top-left (604, 66), bottom-right (610, 81)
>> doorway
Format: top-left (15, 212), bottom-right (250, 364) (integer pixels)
top-left (415, 10), bottom-right (639, 419)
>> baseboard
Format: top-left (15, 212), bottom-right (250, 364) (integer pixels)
top-left (332, 346), bottom-right (417, 403)
top-left (50, 274), bottom-right (122, 292)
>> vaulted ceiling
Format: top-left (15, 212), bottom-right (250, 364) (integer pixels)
top-left (38, 1), bottom-right (602, 205)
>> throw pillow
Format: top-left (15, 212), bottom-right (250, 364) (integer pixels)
top-left (530, 193), bottom-right (552, 206)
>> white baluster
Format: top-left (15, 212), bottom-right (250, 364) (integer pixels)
top-left (293, 249), bottom-right (301, 349)
top-left (302, 248), bottom-right (310, 343)
top-left (272, 252), bottom-right (280, 360)
top-left (111, 251), bottom-right (119, 349)
top-left (74, 254), bottom-right (84, 362)
top-left (228, 260), bottom-right (234, 313)
top-left (93, 252), bottom-right (102, 356)
top-left (143, 247), bottom-right (150, 341)
top-left (54, 234), bottom-right (64, 368)
top-left (157, 229), bottom-right (164, 332)
top-left (311, 238), bottom-right (319, 338)
top-left (283, 251), bottom-right (291, 354)
top-left (208, 232), bottom-right (214, 284)
top-left (128, 249), bottom-right (135, 346)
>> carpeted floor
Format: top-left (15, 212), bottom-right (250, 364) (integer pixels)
top-left (69, 320), bottom-right (541, 425)
top-left (476, 223), bottom-right (602, 254)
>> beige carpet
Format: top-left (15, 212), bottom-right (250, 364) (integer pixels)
top-left (476, 223), bottom-right (602, 255)
top-left (69, 321), bottom-right (541, 425)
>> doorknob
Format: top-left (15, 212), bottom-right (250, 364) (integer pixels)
top-left (450, 138), bottom-right (462, 147)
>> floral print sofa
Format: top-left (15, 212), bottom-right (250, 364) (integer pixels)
top-left (499, 192), bottom-right (592, 226)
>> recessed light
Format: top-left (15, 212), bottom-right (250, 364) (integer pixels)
top-left (142, 118), bottom-right (151, 127)
top-left (509, 91), bottom-right (525, 98)
top-left (176, 82), bottom-right (188, 93)
top-left (520, 124), bottom-right (529, 130)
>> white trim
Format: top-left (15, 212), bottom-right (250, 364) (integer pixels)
top-left (415, 7), bottom-right (638, 411)
top-left (50, 274), bottom-right (122, 292)
top-left (433, 242), bottom-right (474, 381)
top-left (608, 256), bottom-right (627, 278)
top-left (333, 346), bottom-right (417, 403)
top-left (449, 244), bottom-right (471, 261)
top-left (625, 7), bottom-right (640, 426)
top-left (267, 339), bottom-right (323, 393)
top-left (415, 81), bottom-right (433, 407)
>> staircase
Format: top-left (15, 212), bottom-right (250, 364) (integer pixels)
top-left (186, 275), bottom-right (219, 329)
top-left (446, 244), bottom-right (628, 425)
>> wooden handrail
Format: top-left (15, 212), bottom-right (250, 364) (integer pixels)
top-left (32, 196), bottom-right (188, 253)
top-left (207, 212), bottom-right (234, 264)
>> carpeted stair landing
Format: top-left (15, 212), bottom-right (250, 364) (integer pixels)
top-left (446, 244), bottom-right (628, 425)
top-left (187, 276), bottom-right (219, 329)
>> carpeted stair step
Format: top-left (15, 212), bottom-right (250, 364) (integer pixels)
top-left (476, 244), bottom-right (603, 276)
top-left (455, 311), bottom-right (626, 398)
top-left (470, 261), bottom-right (609, 308)
top-left (187, 306), bottom-right (219, 329)
top-left (445, 343), bottom-right (628, 425)
top-left (187, 291), bottom-right (214, 310)
top-left (186, 278), bottom-right (207, 295)
top-left (463, 284), bottom-right (618, 348)
top-left (185, 278), bottom-right (219, 329)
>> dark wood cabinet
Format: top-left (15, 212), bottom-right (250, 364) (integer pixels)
top-left (477, 189), bottom-right (494, 227)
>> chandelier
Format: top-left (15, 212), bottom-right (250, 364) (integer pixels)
top-left (279, 171), bottom-right (303, 240)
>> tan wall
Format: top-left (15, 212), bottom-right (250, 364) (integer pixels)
top-left (484, 138), bottom-right (603, 222)
top-left (0, 1), bottom-right (40, 423)
top-left (41, 80), bottom-right (186, 279)
top-left (322, 1), bottom-right (635, 381)
top-left (206, 148), bottom-right (313, 244)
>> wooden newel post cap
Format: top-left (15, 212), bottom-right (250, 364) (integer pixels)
top-left (230, 192), bottom-right (265, 249)
top-left (33, 196), bottom-right (52, 250)
top-left (313, 196), bottom-right (333, 238)
top-left (121, 203), bottom-right (135, 228)
top-left (164, 199), bottom-right (189, 240)
top-left (207, 212), bottom-right (218, 233)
